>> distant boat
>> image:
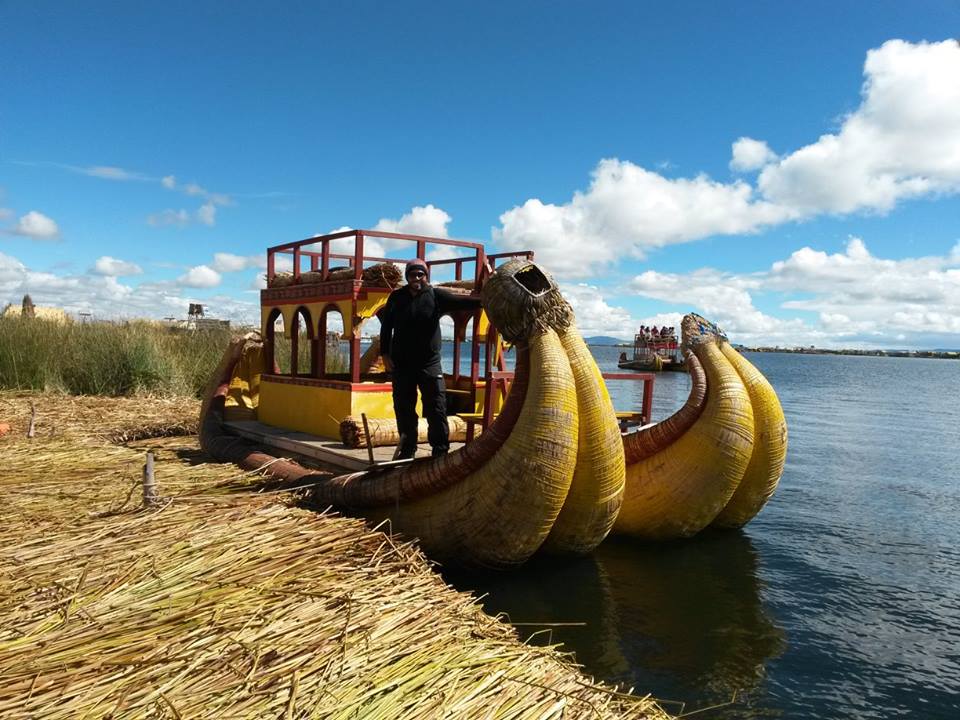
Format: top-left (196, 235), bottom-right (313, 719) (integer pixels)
top-left (618, 326), bottom-right (685, 372)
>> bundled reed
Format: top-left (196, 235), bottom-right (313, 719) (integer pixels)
top-left (481, 259), bottom-right (572, 345)
top-left (437, 279), bottom-right (476, 291)
top-left (0, 391), bottom-right (670, 719)
top-left (339, 414), bottom-right (471, 448)
top-left (269, 262), bottom-right (403, 289)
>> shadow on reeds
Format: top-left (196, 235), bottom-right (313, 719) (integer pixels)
top-left (443, 530), bottom-right (786, 718)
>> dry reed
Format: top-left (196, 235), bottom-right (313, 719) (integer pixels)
top-left (0, 391), bottom-right (669, 720)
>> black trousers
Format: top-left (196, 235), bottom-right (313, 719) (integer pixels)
top-left (391, 368), bottom-right (449, 456)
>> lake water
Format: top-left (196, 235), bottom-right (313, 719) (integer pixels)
top-left (443, 348), bottom-right (960, 719)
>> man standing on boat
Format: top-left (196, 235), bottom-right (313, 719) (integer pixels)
top-left (379, 258), bottom-right (482, 459)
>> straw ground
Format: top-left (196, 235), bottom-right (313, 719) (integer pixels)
top-left (0, 391), bottom-right (669, 719)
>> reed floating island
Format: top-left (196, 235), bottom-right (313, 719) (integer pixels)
top-left (0, 393), bottom-right (669, 719)
top-left (201, 230), bottom-right (788, 567)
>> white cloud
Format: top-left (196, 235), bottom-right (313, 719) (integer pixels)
top-left (730, 137), bottom-right (778, 172)
top-left (757, 39), bottom-right (960, 215)
top-left (9, 211), bottom-right (60, 239)
top-left (92, 256), bottom-right (143, 277)
top-left (148, 204), bottom-right (218, 227)
top-left (178, 265), bottom-right (222, 288)
top-left (197, 202), bottom-right (216, 226)
top-left (320, 206), bottom-right (454, 260)
top-left (494, 40), bottom-right (960, 279)
top-left (627, 236), bottom-right (960, 348)
top-left (560, 283), bottom-right (636, 338)
top-left (147, 209), bottom-right (191, 227)
top-left (85, 166), bottom-right (144, 181)
top-left (374, 204), bottom-right (451, 238)
top-left (0, 208), bottom-right (12, 221)
top-left (212, 252), bottom-right (265, 273)
top-left (161, 175), bottom-right (176, 189)
top-left (1, 251), bottom-right (259, 324)
top-left (494, 159), bottom-right (793, 278)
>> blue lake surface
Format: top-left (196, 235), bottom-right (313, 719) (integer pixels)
top-left (443, 348), bottom-right (960, 719)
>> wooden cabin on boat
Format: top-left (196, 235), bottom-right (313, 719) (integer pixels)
top-left (227, 229), bottom-right (533, 468)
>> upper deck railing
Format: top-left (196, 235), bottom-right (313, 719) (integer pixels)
top-left (266, 229), bottom-right (533, 289)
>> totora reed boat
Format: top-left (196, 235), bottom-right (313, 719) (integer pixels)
top-left (200, 230), bottom-right (788, 567)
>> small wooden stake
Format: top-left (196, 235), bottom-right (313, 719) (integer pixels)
top-left (142, 452), bottom-right (158, 508)
top-left (361, 413), bottom-right (375, 465)
top-left (27, 401), bottom-right (36, 438)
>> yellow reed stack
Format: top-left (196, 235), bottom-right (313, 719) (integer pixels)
top-left (614, 339), bottom-right (755, 540)
top-left (366, 328), bottom-right (579, 568)
top-left (711, 343), bottom-right (788, 528)
top-left (541, 325), bottom-right (625, 554)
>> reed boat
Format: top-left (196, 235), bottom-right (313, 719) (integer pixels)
top-left (201, 230), bottom-right (787, 566)
top-left (618, 325), bottom-right (685, 372)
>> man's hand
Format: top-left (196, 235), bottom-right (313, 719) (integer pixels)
top-left (382, 354), bottom-right (393, 373)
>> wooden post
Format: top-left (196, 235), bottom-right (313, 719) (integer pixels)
top-left (27, 401), bottom-right (36, 438)
top-left (361, 413), bottom-right (375, 465)
top-left (143, 452), bottom-right (158, 508)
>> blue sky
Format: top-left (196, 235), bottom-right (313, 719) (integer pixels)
top-left (2, 1), bottom-right (959, 348)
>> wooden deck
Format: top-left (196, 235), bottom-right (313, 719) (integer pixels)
top-left (223, 420), bottom-right (464, 472)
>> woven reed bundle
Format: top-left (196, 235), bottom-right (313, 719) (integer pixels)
top-left (362, 329), bottom-right (579, 567)
top-left (437, 279), bottom-right (476, 290)
top-left (710, 343), bottom-right (788, 528)
top-left (0, 396), bottom-right (669, 719)
top-left (622, 350), bottom-right (707, 465)
top-left (268, 263), bottom-right (402, 289)
top-left (481, 259), bottom-right (572, 345)
top-left (680, 312), bottom-right (728, 350)
top-left (614, 314), bottom-right (755, 540)
top-left (314, 346), bottom-right (532, 507)
top-left (339, 414), bottom-right (471, 448)
top-left (540, 325), bottom-right (625, 554)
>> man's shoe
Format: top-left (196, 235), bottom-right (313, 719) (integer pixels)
top-left (431, 447), bottom-right (449, 458)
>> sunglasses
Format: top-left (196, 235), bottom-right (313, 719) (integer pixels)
top-left (408, 271), bottom-right (427, 278)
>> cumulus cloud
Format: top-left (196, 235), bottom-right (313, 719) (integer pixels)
top-left (627, 236), bottom-right (960, 348)
top-left (196, 202), bottom-right (216, 226)
top-left (92, 256), bottom-right (143, 277)
top-left (161, 175), bottom-right (176, 189)
top-left (494, 40), bottom-right (960, 279)
top-left (373, 204), bottom-right (451, 238)
top-left (9, 211), bottom-right (60, 239)
top-left (757, 39), bottom-right (960, 214)
top-left (560, 283), bottom-right (636, 338)
top-left (178, 265), bottom-right (222, 288)
top-left (320, 205), bottom-right (454, 260)
top-left (768, 237), bottom-right (960, 337)
top-left (731, 137), bottom-right (778, 172)
top-left (495, 159), bottom-right (793, 277)
top-left (1, 251), bottom-right (258, 323)
top-left (212, 252), bottom-right (265, 273)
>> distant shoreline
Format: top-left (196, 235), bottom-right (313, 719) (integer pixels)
top-left (738, 347), bottom-right (959, 360)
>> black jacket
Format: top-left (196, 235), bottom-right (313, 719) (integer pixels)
top-left (380, 285), bottom-right (481, 374)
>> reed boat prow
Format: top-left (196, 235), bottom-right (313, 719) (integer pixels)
top-left (201, 231), bottom-right (787, 565)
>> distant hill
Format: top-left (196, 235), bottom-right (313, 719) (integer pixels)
top-left (584, 335), bottom-right (629, 346)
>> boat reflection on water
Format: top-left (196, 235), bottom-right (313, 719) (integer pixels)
top-left (443, 530), bottom-right (785, 716)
